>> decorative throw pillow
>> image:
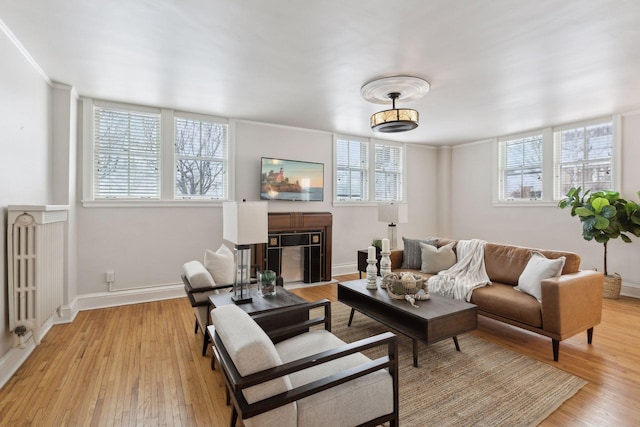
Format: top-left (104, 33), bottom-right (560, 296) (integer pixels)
top-left (204, 244), bottom-right (235, 285)
top-left (420, 241), bottom-right (456, 274)
top-left (516, 251), bottom-right (566, 302)
top-left (402, 237), bottom-right (438, 269)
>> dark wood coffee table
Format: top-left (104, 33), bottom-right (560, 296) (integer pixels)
top-left (338, 279), bottom-right (477, 367)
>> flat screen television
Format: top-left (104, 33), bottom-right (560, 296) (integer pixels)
top-left (260, 157), bottom-right (324, 201)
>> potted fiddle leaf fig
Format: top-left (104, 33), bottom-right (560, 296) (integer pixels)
top-left (558, 187), bottom-right (640, 298)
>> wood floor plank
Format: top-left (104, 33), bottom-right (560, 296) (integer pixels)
top-left (0, 275), bottom-right (639, 426)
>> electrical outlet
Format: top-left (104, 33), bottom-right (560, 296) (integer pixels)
top-left (105, 271), bottom-right (115, 283)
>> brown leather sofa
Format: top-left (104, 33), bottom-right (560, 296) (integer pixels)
top-left (389, 239), bottom-right (604, 361)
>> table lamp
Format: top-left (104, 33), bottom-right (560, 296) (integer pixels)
top-left (223, 200), bottom-right (268, 304)
top-left (378, 202), bottom-right (408, 250)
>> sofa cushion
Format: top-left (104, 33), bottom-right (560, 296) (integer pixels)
top-left (402, 237), bottom-right (438, 269)
top-left (483, 244), bottom-right (533, 286)
top-left (211, 305), bottom-right (296, 427)
top-left (276, 330), bottom-right (394, 427)
top-left (204, 245), bottom-right (235, 285)
top-left (420, 241), bottom-right (456, 274)
top-left (183, 260), bottom-right (215, 289)
top-left (516, 252), bottom-right (565, 301)
top-left (470, 282), bottom-right (542, 327)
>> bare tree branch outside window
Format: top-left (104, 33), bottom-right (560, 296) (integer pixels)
top-left (175, 118), bottom-right (227, 199)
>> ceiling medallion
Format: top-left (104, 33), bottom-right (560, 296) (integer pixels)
top-left (361, 76), bottom-right (430, 133)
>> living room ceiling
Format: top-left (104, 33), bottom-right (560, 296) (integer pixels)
top-left (2, 0), bottom-right (640, 145)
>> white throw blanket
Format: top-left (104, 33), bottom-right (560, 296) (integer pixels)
top-left (427, 239), bottom-right (491, 302)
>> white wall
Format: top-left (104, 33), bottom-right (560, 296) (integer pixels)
top-left (450, 117), bottom-right (640, 296)
top-left (74, 119), bottom-right (439, 294)
top-left (0, 30), bottom-right (52, 360)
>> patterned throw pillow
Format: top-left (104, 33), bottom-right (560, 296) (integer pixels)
top-left (401, 237), bottom-right (438, 269)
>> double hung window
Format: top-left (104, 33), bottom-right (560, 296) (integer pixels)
top-left (93, 106), bottom-right (161, 199)
top-left (86, 100), bottom-right (230, 204)
top-left (334, 135), bottom-right (404, 203)
top-left (498, 133), bottom-right (543, 201)
top-left (175, 116), bottom-right (228, 199)
top-left (553, 121), bottom-right (613, 199)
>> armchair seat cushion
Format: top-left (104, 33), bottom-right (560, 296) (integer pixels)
top-left (275, 330), bottom-right (394, 427)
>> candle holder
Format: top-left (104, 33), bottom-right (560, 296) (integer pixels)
top-left (366, 258), bottom-right (378, 289)
top-left (379, 250), bottom-right (391, 288)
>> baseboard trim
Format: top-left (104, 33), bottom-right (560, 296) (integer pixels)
top-left (332, 263), bottom-right (358, 277)
top-left (0, 338), bottom-right (36, 391)
top-left (621, 281), bottom-right (640, 299)
top-left (77, 283), bottom-right (185, 311)
top-left (55, 298), bottom-right (79, 324)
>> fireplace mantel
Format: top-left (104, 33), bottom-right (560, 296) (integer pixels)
top-left (255, 212), bottom-right (332, 282)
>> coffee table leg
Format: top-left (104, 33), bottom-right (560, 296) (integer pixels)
top-left (348, 308), bottom-right (355, 326)
top-left (413, 339), bottom-right (419, 367)
top-left (453, 336), bottom-right (461, 351)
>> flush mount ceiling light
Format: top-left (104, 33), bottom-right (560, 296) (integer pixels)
top-left (361, 76), bottom-right (430, 133)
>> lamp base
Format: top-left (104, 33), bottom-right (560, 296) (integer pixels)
top-left (387, 223), bottom-right (398, 250)
top-left (231, 293), bottom-right (253, 304)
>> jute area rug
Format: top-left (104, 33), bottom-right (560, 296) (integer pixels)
top-left (326, 302), bottom-right (586, 427)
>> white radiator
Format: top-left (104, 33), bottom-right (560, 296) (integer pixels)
top-left (7, 205), bottom-right (68, 347)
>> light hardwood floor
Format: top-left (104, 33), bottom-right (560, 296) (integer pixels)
top-left (1, 273), bottom-right (639, 426)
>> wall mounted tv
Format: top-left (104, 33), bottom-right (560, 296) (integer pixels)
top-left (260, 157), bottom-right (324, 201)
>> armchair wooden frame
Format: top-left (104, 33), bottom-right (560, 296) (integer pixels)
top-left (212, 299), bottom-right (400, 427)
top-left (181, 273), bottom-right (232, 356)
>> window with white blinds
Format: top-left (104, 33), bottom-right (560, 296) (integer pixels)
top-left (335, 137), bottom-right (369, 201)
top-left (553, 121), bottom-right (613, 199)
top-left (94, 107), bottom-right (161, 198)
top-left (374, 143), bottom-right (403, 202)
top-left (498, 134), bottom-right (543, 201)
top-left (175, 117), bottom-right (228, 199)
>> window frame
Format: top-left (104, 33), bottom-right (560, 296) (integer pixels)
top-left (333, 134), bottom-right (406, 205)
top-left (552, 117), bottom-right (618, 200)
top-left (82, 99), bottom-right (233, 207)
top-left (333, 135), bottom-right (369, 202)
top-left (492, 115), bottom-right (619, 207)
top-left (497, 131), bottom-right (545, 202)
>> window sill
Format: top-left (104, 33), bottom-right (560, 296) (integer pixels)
top-left (492, 200), bottom-right (559, 208)
top-left (81, 199), bottom-right (225, 208)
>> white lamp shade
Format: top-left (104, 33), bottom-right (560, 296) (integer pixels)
top-left (378, 203), bottom-right (408, 224)
top-left (223, 201), bottom-right (268, 245)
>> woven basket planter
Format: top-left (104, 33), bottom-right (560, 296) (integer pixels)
top-left (603, 273), bottom-right (622, 299)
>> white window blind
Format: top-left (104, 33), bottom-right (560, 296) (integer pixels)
top-left (554, 121), bottom-right (612, 199)
top-left (175, 117), bottom-right (228, 199)
top-left (374, 143), bottom-right (403, 201)
top-left (335, 137), bottom-right (369, 201)
top-left (499, 134), bottom-right (543, 201)
top-left (94, 107), bottom-right (161, 198)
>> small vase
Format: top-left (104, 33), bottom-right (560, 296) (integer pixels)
top-left (258, 270), bottom-right (277, 296)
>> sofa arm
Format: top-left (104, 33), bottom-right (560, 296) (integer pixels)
top-left (390, 250), bottom-right (404, 269)
top-left (540, 270), bottom-right (604, 339)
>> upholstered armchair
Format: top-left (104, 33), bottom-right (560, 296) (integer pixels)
top-left (211, 300), bottom-right (399, 427)
top-left (182, 260), bottom-right (233, 355)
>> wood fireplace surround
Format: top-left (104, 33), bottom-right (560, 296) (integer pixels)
top-left (254, 212), bottom-right (332, 283)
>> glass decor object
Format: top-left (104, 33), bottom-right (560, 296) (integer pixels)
top-left (258, 270), bottom-right (277, 296)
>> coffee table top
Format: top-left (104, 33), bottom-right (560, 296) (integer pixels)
top-left (338, 278), bottom-right (476, 321)
top-left (209, 287), bottom-right (307, 315)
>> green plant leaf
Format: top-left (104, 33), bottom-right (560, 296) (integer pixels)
top-left (558, 200), bottom-right (568, 209)
top-left (591, 197), bottom-right (609, 214)
top-left (575, 207), bottom-right (595, 217)
top-left (601, 205), bottom-right (617, 219)
top-left (621, 233), bottom-right (632, 243)
top-left (594, 215), bottom-right (610, 230)
top-left (595, 234), bottom-right (609, 243)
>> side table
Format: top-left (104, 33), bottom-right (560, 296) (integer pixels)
top-left (206, 287), bottom-right (308, 368)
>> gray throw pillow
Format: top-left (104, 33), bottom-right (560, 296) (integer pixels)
top-left (402, 237), bottom-right (438, 269)
top-left (420, 241), bottom-right (457, 274)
